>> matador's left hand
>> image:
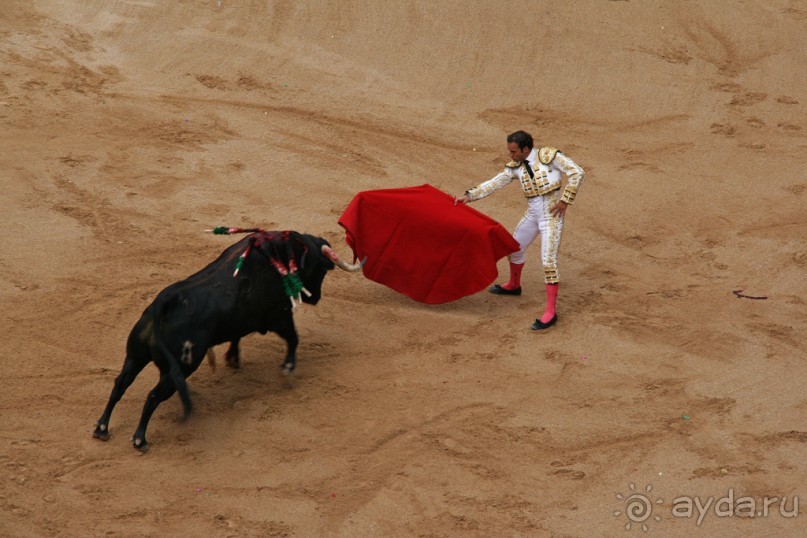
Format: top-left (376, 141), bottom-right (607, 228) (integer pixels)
top-left (550, 201), bottom-right (568, 218)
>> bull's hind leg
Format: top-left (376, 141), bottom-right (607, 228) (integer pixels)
top-left (131, 373), bottom-right (177, 451)
top-left (224, 338), bottom-right (241, 369)
top-left (132, 342), bottom-right (209, 450)
top-left (93, 347), bottom-right (150, 441)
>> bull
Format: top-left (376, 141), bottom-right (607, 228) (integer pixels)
top-left (92, 230), bottom-right (362, 451)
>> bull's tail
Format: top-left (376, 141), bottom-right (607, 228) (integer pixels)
top-left (151, 296), bottom-right (193, 419)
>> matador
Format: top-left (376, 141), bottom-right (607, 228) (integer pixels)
top-left (456, 130), bottom-right (585, 330)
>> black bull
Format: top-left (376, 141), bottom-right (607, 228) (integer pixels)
top-left (93, 231), bottom-right (362, 450)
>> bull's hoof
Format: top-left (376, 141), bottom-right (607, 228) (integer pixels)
top-left (92, 425), bottom-right (110, 441)
top-left (225, 355), bottom-right (240, 369)
top-left (132, 436), bottom-right (149, 452)
top-left (280, 361), bottom-right (296, 376)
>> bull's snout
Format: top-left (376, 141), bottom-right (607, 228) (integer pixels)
top-left (321, 245), bottom-right (365, 272)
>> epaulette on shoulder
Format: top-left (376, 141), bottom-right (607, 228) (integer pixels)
top-left (505, 160), bottom-right (519, 169)
top-left (538, 147), bottom-right (559, 165)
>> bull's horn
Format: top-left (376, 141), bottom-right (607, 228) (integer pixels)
top-left (321, 245), bottom-right (365, 272)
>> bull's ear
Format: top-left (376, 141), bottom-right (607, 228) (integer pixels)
top-left (300, 235), bottom-right (328, 271)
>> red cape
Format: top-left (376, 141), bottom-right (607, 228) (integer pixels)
top-left (338, 184), bottom-right (519, 304)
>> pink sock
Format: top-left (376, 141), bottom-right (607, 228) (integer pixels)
top-left (540, 283), bottom-right (559, 323)
top-left (502, 262), bottom-right (524, 290)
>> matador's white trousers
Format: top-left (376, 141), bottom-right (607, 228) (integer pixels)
top-left (508, 190), bottom-right (563, 284)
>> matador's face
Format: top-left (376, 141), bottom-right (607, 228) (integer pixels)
top-left (507, 142), bottom-right (531, 163)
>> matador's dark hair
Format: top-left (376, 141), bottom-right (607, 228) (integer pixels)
top-left (507, 130), bottom-right (534, 150)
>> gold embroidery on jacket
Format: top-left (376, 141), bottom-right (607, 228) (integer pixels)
top-left (519, 161), bottom-right (539, 197)
top-left (538, 146), bottom-right (558, 165)
top-left (554, 151), bottom-right (584, 205)
top-left (466, 172), bottom-right (512, 200)
top-left (534, 167), bottom-right (559, 195)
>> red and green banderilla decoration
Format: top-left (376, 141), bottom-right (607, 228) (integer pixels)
top-left (206, 227), bottom-right (312, 309)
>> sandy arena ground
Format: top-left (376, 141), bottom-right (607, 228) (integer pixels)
top-left (1, 1), bottom-right (805, 536)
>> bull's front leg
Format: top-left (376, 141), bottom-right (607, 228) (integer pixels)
top-left (273, 314), bottom-right (299, 375)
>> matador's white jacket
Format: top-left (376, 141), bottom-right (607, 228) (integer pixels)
top-left (464, 147), bottom-right (585, 284)
top-left (465, 146), bottom-right (584, 204)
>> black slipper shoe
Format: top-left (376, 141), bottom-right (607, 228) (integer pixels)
top-left (489, 284), bottom-right (522, 296)
top-left (530, 314), bottom-right (558, 330)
